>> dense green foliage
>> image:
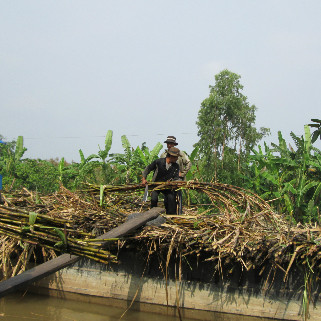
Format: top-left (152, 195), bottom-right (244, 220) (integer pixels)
top-left (14, 159), bottom-right (60, 193)
top-left (110, 137), bottom-right (162, 184)
top-left (0, 70), bottom-right (320, 224)
top-left (243, 126), bottom-right (321, 223)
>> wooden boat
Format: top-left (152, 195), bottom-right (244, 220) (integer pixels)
top-left (30, 247), bottom-right (319, 321)
top-left (0, 194), bottom-right (319, 321)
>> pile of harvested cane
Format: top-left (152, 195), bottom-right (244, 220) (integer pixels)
top-left (0, 181), bottom-right (320, 289)
top-left (0, 186), bottom-right (125, 279)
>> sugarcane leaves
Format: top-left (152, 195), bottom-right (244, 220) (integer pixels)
top-left (29, 211), bottom-right (37, 226)
top-left (100, 184), bottom-right (104, 206)
top-left (21, 212), bottom-right (38, 233)
top-left (21, 226), bottom-right (32, 233)
top-left (53, 227), bottom-right (67, 251)
top-left (193, 220), bottom-right (202, 229)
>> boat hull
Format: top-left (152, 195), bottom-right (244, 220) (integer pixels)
top-left (29, 249), bottom-right (321, 321)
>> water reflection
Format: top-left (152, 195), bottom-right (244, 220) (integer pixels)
top-left (0, 292), bottom-right (191, 321)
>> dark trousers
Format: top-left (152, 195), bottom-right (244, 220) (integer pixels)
top-left (151, 190), bottom-right (177, 214)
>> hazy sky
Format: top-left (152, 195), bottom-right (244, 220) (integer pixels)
top-left (1, 1), bottom-right (320, 162)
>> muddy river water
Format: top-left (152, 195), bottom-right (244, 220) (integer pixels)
top-left (0, 294), bottom-right (200, 321)
top-left (0, 292), bottom-right (281, 321)
top-left (0, 292), bottom-right (188, 321)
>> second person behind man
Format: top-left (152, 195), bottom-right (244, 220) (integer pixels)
top-left (160, 136), bottom-right (191, 180)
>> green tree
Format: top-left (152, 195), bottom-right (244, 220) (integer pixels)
top-left (195, 69), bottom-right (269, 183)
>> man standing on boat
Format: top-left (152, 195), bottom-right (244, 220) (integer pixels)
top-left (141, 147), bottom-right (180, 214)
top-left (160, 136), bottom-right (191, 180)
top-left (160, 136), bottom-right (191, 214)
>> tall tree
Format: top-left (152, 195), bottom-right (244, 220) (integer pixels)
top-left (195, 69), bottom-right (269, 183)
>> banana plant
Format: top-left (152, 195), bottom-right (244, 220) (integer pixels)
top-left (98, 130), bottom-right (113, 163)
top-left (308, 118), bottom-right (321, 143)
top-left (2, 136), bottom-right (27, 182)
top-left (139, 142), bottom-right (163, 167)
top-left (73, 130), bottom-right (113, 186)
top-left (98, 130), bottom-right (113, 183)
top-left (110, 136), bottom-right (162, 184)
top-left (245, 140), bottom-right (291, 202)
top-left (184, 146), bottom-right (203, 205)
top-left (245, 127), bottom-right (321, 222)
top-left (186, 146), bottom-right (200, 181)
top-left (110, 135), bottom-right (134, 183)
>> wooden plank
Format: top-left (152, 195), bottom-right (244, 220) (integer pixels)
top-left (0, 207), bottom-right (164, 298)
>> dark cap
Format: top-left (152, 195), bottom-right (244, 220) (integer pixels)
top-left (168, 147), bottom-right (180, 157)
top-left (164, 136), bottom-right (178, 145)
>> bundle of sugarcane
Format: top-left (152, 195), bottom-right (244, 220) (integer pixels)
top-left (2, 184), bottom-right (321, 321)
top-left (0, 186), bottom-right (133, 280)
top-left (0, 204), bottom-right (117, 265)
top-left (80, 182), bottom-right (321, 278)
top-left (2, 186), bottom-right (127, 233)
top-left (81, 181), bottom-right (318, 279)
top-left (122, 210), bottom-right (321, 280)
top-left (82, 181), bottom-right (274, 218)
top-left (2, 183), bottom-right (321, 284)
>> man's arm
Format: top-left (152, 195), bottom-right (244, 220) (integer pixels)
top-left (142, 160), bottom-right (157, 185)
top-left (179, 152), bottom-right (192, 178)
